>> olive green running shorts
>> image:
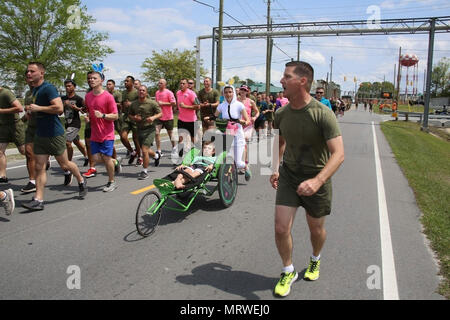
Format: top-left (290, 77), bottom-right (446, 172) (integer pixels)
top-left (25, 125), bottom-right (37, 144)
top-left (155, 119), bottom-right (174, 131)
top-left (0, 122), bottom-right (26, 146)
top-left (276, 163), bottom-right (332, 218)
top-left (138, 127), bottom-right (156, 148)
top-left (33, 134), bottom-right (66, 156)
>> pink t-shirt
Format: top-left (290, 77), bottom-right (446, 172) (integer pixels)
top-left (155, 88), bottom-right (176, 121)
top-left (85, 90), bottom-right (118, 143)
top-left (241, 98), bottom-right (253, 128)
top-left (176, 89), bottom-right (197, 122)
top-left (280, 97), bottom-right (289, 107)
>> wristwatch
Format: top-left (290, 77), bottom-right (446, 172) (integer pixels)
top-left (102, 113), bottom-right (106, 119)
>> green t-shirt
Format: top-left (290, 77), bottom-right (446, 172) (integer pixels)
top-left (112, 90), bottom-right (122, 104)
top-left (121, 88), bottom-right (138, 117)
top-left (198, 88), bottom-right (220, 119)
top-left (129, 98), bottom-right (161, 129)
top-left (274, 98), bottom-right (341, 175)
top-left (0, 87), bottom-right (19, 125)
top-left (24, 89), bottom-right (37, 128)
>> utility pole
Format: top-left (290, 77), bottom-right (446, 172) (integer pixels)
top-left (297, 26), bottom-right (300, 61)
top-left (396, 47), bottom-right (402, 100)
top-left (393, 64), bottom-right (396, 96)
top-left (216, 0), bottom-right (224, 89)
top-left (422, 18), bottom-right (436, 131)
top-left (265, 0), bottom-right (272, 96)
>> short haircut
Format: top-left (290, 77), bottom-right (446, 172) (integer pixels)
top-left (28, 61), bottom-right (45, 71)
top-left (126, 75), bottom-right (135, 82)
top-left (90, 71), bottom-right (104, 80)
top-left (285, 61), bottom-right (314, 91)
top-left (316, 87), bottom-right (324, 91)
top-left (64, 79), bottom-right (76, 87)
top-left (107, 79), bottom-right (115, 85)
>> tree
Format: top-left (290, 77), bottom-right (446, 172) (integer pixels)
top-left (141, 49), bottom-right (206, 94)
top-left (0, 0), bottom-right (113, 93)
top-left (431, 57), bottom-right (450, 97)
top-left (357, 81), bottom-right (394, 98)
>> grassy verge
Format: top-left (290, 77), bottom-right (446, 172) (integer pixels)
top-left (373, 104), bottom-right (434, 115)
top-left (380, 121), bottom-right (450, 298)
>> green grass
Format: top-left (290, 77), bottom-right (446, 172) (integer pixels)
top-left (381, 121), bottom-right (450, 299)
top-left (374, 104), bottom-right (433, 115)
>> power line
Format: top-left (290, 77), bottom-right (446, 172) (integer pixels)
top-left (192, 0), bottom-right (244, 25)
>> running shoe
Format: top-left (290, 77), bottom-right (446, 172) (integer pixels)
top-left (138, 171), bottom-right (149, 180)
top-left (244, 168), bottom-right (252, 181)
top-left (83, 168), bottom-right (97, 178)
top-left (125, 149), bottom-right (131, 159)
top-left (154, 151), bottom-right (161, 167)
top-left (78, 178), bottom-right (88, 198)
top-left (64, 172), bottom-right (73, 186)
top-left (22, 198), bottom-right (44, 211)
top-left (304, 258), bottom-right (321, 281)
top-left (83, 157), bottom-right (89, 167)
top-left (1, 189), bottom-right (15, 215)
top-left (128, 151), bottom-right (137, 165)
top-left (103, 181), bottom-right (118, 192)
top-left (0, 176), bottom-right (8, 183)
top-left (21, 181), bottom-right (36, 193)
top-left (238, 169), bottom-right (245, 175)
top-left (273, 271), bottom-right (298, 297)
top-left (114, 158), bottom-right (122, 174)
top-left (136, 157), bottom-right (143, 167)
top-left (158, 151), bottom-right (164, 157)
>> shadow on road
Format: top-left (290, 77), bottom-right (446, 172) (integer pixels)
top-left (176, 262), bottom-right (278, 300)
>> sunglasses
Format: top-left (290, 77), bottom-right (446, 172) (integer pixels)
top-left (316, 92), bottom-right (324, 94)
top-left (188, 82), bottom-right (194, 85)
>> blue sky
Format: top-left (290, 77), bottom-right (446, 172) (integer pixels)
top-left (83, 0), bottom-right (450, 94)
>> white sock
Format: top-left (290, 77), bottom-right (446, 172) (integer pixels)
top-left (142, 169), bottom-right (148, 174)
top-left (311, 254), bottom-right (321, 261)
top-left (154, 152), bottom-right (160, 160)
top-left (30, 180), bottom-right (36, 184)
top-left (64, 171), bottom-right (70, 175)
top-left (282, 264), bottom-right (295, 273)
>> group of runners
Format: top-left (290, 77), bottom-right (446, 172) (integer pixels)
top-left (0, 60), bottom-right (345, 299)
top-left (0, 62), bottom-right (290, 214)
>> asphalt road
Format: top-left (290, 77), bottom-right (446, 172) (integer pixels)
top-left (0, 106), bottom-right (444, 300)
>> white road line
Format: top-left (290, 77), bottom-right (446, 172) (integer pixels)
top-left (372, 121), bottom-right (399, 300)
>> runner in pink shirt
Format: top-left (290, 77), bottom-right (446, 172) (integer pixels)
top-left (155, 78), bottom-right (176, 157)
top-left (175, 79), bottom-right (199, 159)
top-left (238, 85), bottom-right (259, 172)
top-left (85, 71), bottom-right (120, 192)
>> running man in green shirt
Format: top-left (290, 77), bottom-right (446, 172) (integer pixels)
top-left (271, 61), bottom-right (344, 297)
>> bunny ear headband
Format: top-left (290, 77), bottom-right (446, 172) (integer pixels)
top-left (63, 72), bottom-right (77, 86)
top-left (92, 63), bottom-right (104, 73)
top-left (217, 77), bottom-right (235, 88)
top-left (92, 63), bottom-right (105, 80)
